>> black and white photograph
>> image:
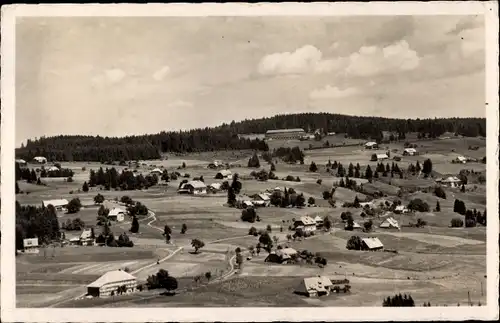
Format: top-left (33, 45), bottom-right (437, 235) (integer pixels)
top-left (1, 2), bottom-right (498, 322)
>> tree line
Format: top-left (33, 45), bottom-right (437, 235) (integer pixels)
top-left (16, 202), bottom-right (60, 250)
top-left (88, 167), bottom-right (159, 190)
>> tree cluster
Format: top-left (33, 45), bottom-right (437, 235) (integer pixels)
top-left (89, 168), bottom-right (158, 191)
top-left (146, 269), bottom-right (178, 293)
top-left (61, 218), bottom-right (85, 231)
top-left (382, 293), bottom-right (415, 307)
top-left (272, 146), bottom-right (305, 164)
top-left (16, 202), bottom-right (60, 250)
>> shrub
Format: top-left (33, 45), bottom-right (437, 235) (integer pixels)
top-left (308, 197), bottom-right (316, 205)
top-left (66, 198), bottom-right (82, 214)
top-left (346, 236), bottom-right (362, 250)
top-left (248, 226), bottom-right (258, 236)
top-left (434, 186), bottom-right (447, 199)
top-left (241, 208), bottom-right (257, 223)
top-left (322, 190), bottom-right (332, 200)
top-left (450, 218), bottom-right (464, 227)
top-left (316, 179), bottom-right (322, 185)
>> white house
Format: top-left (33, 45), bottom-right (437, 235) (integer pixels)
top-left (294, 216), bottom-right (317, 233)
top-left (376, 153), bottom-right (389, 161)
top-left (295, 276), bottom-right (333, 297)
top-left (178, 180), bottom-right (207, 195)
top-left (379, 217), bottom-right (400, 230)
top-left (208, 183), bottom-right (222, 192)
top-left (455, 156), bottom-right (467, 164)
top-left (394, 205), bottom-right (410, 214)
top-left (441, 176), bottom-right (462, 188)
top-left (150, 168), bottom-right (163, 175)
top-left (22, 238), bottom-right (39, 253)
top-left (108, 208), bottom-right (126, 222)
top-left (361, 237), bottom-right (384, 251)
top-left (87, 270), bottom-right (138, 298)
top-left (403, 148), bottom-right (417, 156)
top-left (47, 166), bottom-right (60, 172)
top-left (42, 199), bottom-right (69, 212)
top-left (215, 169), bottom-right (232, 179)
top-left (33, 156), bottom-right (47, 164)
top-left (364, 142), bottom-right (378, 149)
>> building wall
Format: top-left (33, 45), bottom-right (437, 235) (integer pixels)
top-left (90, 279), bottom-right (138, 297)
top-left (265, 131), bottom-right (306, 140)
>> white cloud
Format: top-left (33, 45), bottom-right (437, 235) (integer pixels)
top-left (346, 40), bottom-right (420, 77)
top-left (152, 65), bottom-right (171, 81)
top-left (309, 85), bottom-right (359, 100)
top-left (257, 45), bottom-right (340, 75)
top-left (167, 100), bottom-right (193, 109)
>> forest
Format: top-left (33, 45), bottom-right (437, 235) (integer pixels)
top-left (15, 113), bottom-right (485, 162)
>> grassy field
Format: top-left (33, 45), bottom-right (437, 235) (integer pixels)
top-left (14, 136), bottom-right (488, 307)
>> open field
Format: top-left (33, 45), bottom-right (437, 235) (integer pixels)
top-left (15, 135), bottom-right (488, 307)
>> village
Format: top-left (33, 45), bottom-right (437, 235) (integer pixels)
top-left (14, 129), bottom-right (487, 308)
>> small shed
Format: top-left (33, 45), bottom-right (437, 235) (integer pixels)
top-left (215, 169), bottom-right (232, 179)
top-left (42, 199), bottom-right (69, 212)
top-left (361, 237), bottom-right (384, 251)
top-left (379, 217), bottom-right (400, 230)
top-left (108, 208), bottom-right (126, 222)
top-left (23, 238), bottom-right (39, 253)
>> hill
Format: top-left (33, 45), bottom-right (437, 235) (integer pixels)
top-left (16, 113), bottom-right (485, 162)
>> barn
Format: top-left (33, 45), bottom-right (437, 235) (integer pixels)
top-left (87, 270), bottom-right (138, 298)
top-left (265, 128), bottom-right (306, 140)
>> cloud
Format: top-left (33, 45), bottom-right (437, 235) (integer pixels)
top-left (458, 28), bottom-right (484, 57)
top-left (309, 85), bottom-right (359, 100)
top-left (166, 100), bottom-right (193, 109)
top-left (257, 45), bottom-right (340, 75)
top-left (346, 40), bottom-right (420, 77)
top-left (152, 65), bottom-right (171, 81)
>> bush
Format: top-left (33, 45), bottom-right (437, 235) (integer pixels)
top-left (450, 218), bottom-right (464, 227)
top-left (248, 227), bottom-right (258, 236)
top-left (316, 179), bottom-right (322, 185)
top-left (241, 208), bottom-right (257, 223)
top-left (434, 186), bottom-right (447, 199)
top-left (308, 197), bottom-right (316, 205)
top-left (346, 236), bottom-right (362, 250)
top-left (66, 198), bottom-right (82, 214)
top-left (322, 190), bottom-right (332, 200)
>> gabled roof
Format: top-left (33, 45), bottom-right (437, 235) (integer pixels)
top-left (314, 215), bottom-right (324, 223)
top-left (150, 168), bottom-right (163, 173)
top-left (376, 153), bottom-right (389, 159)
top-left (395, 205), bottom-right (407, 211)
top-left (16, 159), bottom-right (27, 164)
top-left (443, 176), bottom-right (461, 183)
top-left (362, 237), bottom-right (384, 249)
top-left (47, 166), bottom-right (60, 172)
top-left (296, 216), bottom-right (316, 226)
top-left (109, 207), bottom-right (126, 216)
top-left (257, 193), bottom-right (270, 201)
top-left (87, 270), bottom-right (136, 288)
top-left (217, 169), bottom-right (232, 176)
top-left (456, 156), bottom-right (467, 161)
top-left (365, 141), bottom-right (377, 146)
top-left (301, 276), bottom-right (333, 293)
top-left (266, 128), bottom-right (305, 134)
top-left (185, 180), bottom-right (207, 189)
top-left (208, 183), bottom-right (222, 190)
top-left (80, 228), bottom-right (93, 240)
top-left (380, 217), bottom-right (400, 228)
top-left (404, 148), bottom-right (417, 153)
top-left (43, 199), bottom-right (69, 207)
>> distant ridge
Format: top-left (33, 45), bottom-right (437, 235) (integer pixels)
top-left (16, 112), bottom-right (485, 162)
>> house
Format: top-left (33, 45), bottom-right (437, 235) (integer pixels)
top-left (394, 205), bottom-right (410, 214)
top-left (47, 166), bottom-right (60, 172)
top-left (364, 142), bottom-right (378, 149)
top-left (345, 221), bottom-right (362, 230)
top-left (42, 199), bottom-right (69, 212)
top-left (265, 128), bottom-right (306, 140)
top-left (440, 176), bottom-right (462, 188)
top-left (215, 169), bottom-right (232, 179)
top-left (314, 216), bottom-right (324, 228)
top-left (150, 168), bottom-right (163, 175)
top-left (242, 201), bottom-right (254, 208)
top-left (266, 247), bottom-right (298, 264)
top-left (375, 153), bottom-right (389, 161)
top-left (22, 238), bottom-right (39, 253)
top-left (403, 148), bottom-right (417, 156)
top-left (178, 180), bottom-right (207, 195)
top-left (295, 276), bottom-right (333, 297)
top-left (252, 193), bottom-right (271, 207)
top-left (293, 216), bottom-right (317, 233)
top-left (208, 160), bottom-right (224, 169)
top-left (361, 237), bottom-right (384, 251)
top-left (80, 228), bottom-right (95, 246)
top-left (87, 270), bottom-right (138, 298)
top-left (359, 202), bottom-right (374, 208)
top-left (33, 156), bottom-right (47, 164)
top-left (108, 208), bottom-right (126, 222)
top-left (455, 156), bottom-right (467, 164)
top-left (69, 237), bottom-right (81, 246)
top-left (15, 159), bottom-right (27, 167)
top-left (379, 217), bottom-right (400, 230)
top-left (207, 183), bottom-right (222, 193)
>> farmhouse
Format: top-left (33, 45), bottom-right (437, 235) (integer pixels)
top-left (439, 176), bottom-right (462, 188)
top-left (295, 276), bottom-right (333, 297)
top-left (265, 248), bottom-right (297, 264)
top-left (22, 238), bottom-right (39, 253)
top-left (361, 237), bottom-right (384, 251)
top-left (265, 128), bottom-right (306, 140)
top-left (47, 166), bottom-right (60, 172)
top-left (293, 216), bottom-right (317, 233)
top-left (215, 169), bottom-right (232, 179)
top-left (314, 216), bottom-right (324, 228)
top-left (252, 193), bottom-right (271, 207)
top-left (207, 183), bottom-right (222, 193)
top-left (87, 270), bottom-right (138, 298)
top-left (178, 180), bottom-right (207, 195)
top-left (242, 201), bottom-right (254, 208)
top-left (208, 160), bottom-right (224, 169)
top-left (80, 228), bottom-right (95, 246)
top-left (394, 205), bottom-right (410, 214)
top-left (108, 208), bottom-right (126, 222)
top-left (375, 153), bottom-right (389, 161)
top-left (33, 156), bottom-right (47, 164)
top-left (403, 148), bottom-right (417, 156)
top-left (379, 217), bottom-right (400, 230)
top-left (455, 156), bottom-right (467, 164)
top-left (42, 199), bottom-right (69, 212)
top-left (150, 168), bottom-right (163, 175)
top-left (364, 142), bottom-right (378, 149)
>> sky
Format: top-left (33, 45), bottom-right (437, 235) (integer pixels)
top-left (15, 15), bottom-right (485, 146)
